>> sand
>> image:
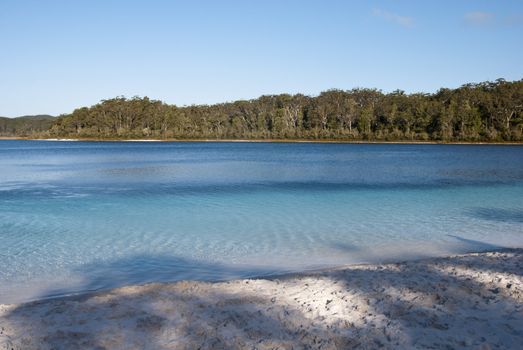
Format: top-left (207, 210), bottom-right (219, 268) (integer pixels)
top-left (1, 249), bottom-right (522, 349)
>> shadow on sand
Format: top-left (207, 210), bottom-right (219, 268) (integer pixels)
top-left (1, 237), bottom-right (522, 349)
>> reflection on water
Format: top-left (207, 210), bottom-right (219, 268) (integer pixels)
top-left (0, 141), bottom-right (522, 303)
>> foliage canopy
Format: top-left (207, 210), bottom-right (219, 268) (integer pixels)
top-left (4, 79), bottom-right (523, 142)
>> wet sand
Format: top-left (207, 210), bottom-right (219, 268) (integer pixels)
top-left (1, 249), bottom-right (522, 349)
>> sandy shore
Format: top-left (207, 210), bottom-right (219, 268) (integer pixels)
top-left (1, 249), bottom-right (522, 349)
top-left (2, 136), bottom-right (522, 144)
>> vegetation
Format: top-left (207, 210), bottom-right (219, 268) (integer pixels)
top-left (0, 115), bottom-right (55, 136)
top-left (4, 79), bottom-right (523, 142)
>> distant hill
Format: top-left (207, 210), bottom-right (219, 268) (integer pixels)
top-left (0, 115), bottom-right (56, 136)
top-left (15, 114), bottom-right (55, 120)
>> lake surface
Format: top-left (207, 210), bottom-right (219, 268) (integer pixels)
top-left (1, 141), bottom-right (522, 304)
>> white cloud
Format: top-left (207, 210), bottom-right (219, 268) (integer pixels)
top-left (464, 11), bottom-right (495, 26)
top-left (372, 8), bottom-right (414, 28)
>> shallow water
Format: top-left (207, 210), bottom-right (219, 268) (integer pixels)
top-left (1, 140), bottom-right (522, 304)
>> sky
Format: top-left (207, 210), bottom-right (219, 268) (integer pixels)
top-left (1, 0), bottom-right (522, 117)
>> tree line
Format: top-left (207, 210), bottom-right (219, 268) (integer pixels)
top-left (0, 115), bottom-right (55, 136)
top-left (8, 79), bottom-right (523, 142)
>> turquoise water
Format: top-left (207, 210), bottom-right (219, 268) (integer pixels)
top-left (1, 141), bottom-right (522, 303)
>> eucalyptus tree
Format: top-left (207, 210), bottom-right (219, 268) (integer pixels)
top-left (24, 78), bottom-right (520, 142)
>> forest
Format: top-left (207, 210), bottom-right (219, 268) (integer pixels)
top-left (0, 115), bottom-right (55, 136)
top-left (5, 79), bottom-right (523, 142)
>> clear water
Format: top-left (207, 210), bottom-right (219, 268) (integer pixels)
top-left (1, 140), bottom-right (522, 304)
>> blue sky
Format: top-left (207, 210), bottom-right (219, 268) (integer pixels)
top-left (1, 0), bottom-right (522, 116)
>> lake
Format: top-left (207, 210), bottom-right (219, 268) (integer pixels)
top-left (1, 140), bottom-right (522, 304)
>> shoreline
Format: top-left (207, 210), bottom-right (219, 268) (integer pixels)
top-left (1, 136), bottom-right (523, 145)
top-left (1, 247), bottom-right (519, 307)
top-left (1, 248), bottom-right (522, 349)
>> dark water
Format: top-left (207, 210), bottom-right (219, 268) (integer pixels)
top-left (1, 140), bottom-right (522, 303)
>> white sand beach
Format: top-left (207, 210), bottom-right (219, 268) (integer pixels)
top-left (1, 249), bottom-right (521, 349)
